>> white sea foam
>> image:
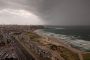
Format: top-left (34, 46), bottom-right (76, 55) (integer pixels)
top-left (55, 28), bottom-right (65, 29)
top-left (35, 29), bottom-right (90, 51)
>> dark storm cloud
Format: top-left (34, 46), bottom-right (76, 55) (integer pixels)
top-left (37, 0), bottom-right (90, 25)
top-left (0, 0), bottom-right (90, 25)
top-left (0, 0), bottom-right (42, 13)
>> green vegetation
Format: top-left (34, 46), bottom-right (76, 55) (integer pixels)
top-left (22, 32), bottom-right (90, 60)
top-left (49, 44), bottom-right (58, 50)
top-left (58, 46), bottom-right (80, 60)
top-left (27, 32), bottom-right (40, 42)
top-left (83, 53), bottom-right (90, 60)
top-left (49, 44), bottom-right (80, 60)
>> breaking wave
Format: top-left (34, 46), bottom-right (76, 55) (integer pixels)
top-left (35, 29), bottom-right (90, 52)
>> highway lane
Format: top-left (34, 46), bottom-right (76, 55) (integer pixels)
top-left (13, 38), bottom-right (35, 60)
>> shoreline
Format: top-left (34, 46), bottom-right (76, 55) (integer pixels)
top-left (35, 29), bottom-right (90, 52)
top-left (34, 29), bottom-right (90, 60)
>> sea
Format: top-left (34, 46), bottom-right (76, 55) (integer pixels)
top-left (40, 26), bottom-right (90, 52)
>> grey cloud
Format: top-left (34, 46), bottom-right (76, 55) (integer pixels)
top-left (37, 0), bottom-right (90, 25)
top-left (0, 0), bottom-right (90, 25)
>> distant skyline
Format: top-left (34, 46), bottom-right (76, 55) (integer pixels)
top-left (0, 0), bottom-right (90, 25)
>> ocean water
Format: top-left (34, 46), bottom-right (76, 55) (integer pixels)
top-left (44, 26), bottom-right (90, 41)
top-left (42, 26), bottom-right (90, 52)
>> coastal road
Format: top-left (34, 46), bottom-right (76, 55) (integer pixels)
top-left (12, 38), bottom-right (35, 60)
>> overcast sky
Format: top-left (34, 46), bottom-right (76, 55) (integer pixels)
top-left (0, 0), bottom-right (90, 25)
